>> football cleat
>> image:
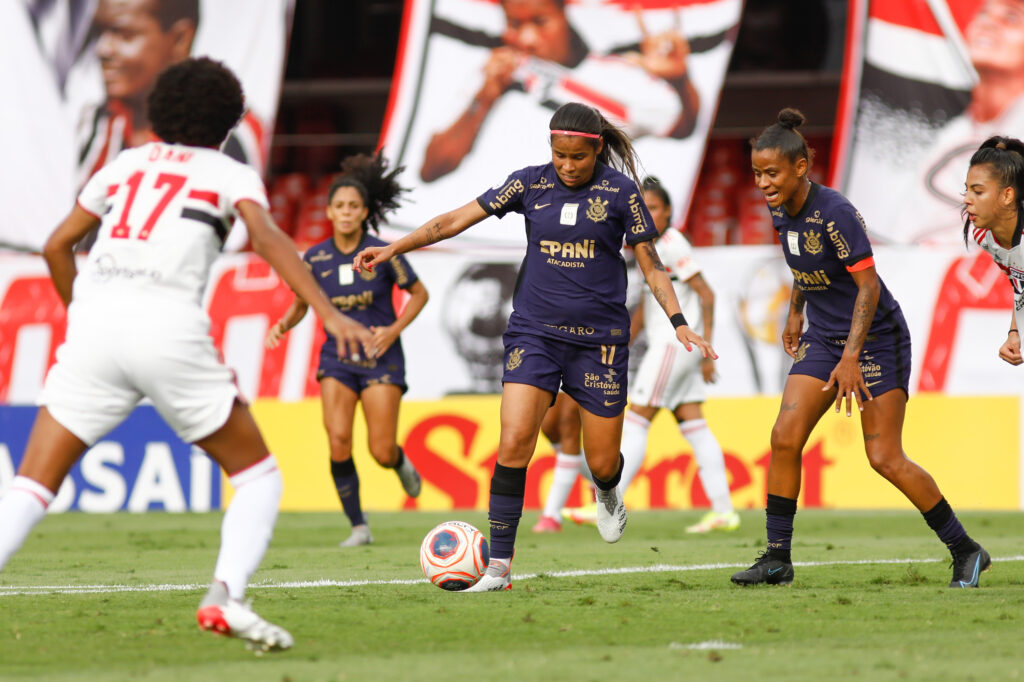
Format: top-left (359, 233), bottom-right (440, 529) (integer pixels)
top-left (396, 455), bottom-right (422, 498)
top-left (196, 581), bottom-right (293, 653)
top-left (463, 558), bottom-right (512, 592)
top-left (686, 510), bottom-right (741, 534)
top-left (949, 543), bottom-right (991, 588)
top-left (561, 503), bottom-right (598, 526)
top-left (531, 515), bottom-right (562, 533)
top-left (730, 550), bottom-right (794, 586)
top-left (595, 487), bottom-right (627, 543)
top-left (339, 523), bottom-right (373, 547)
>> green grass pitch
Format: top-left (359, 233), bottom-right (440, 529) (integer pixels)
top-left (1, 509), bottom-right (1022, 681)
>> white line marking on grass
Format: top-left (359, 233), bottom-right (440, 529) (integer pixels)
top-left (670, 641), bottom-right (743, 650)
top-left (2, 555), bottom-right (1021, 597)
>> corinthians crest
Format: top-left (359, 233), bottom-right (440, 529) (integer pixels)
top-left (803, 229), bottom-right (823, 255)
top-left (585, 196), bottom-right (609, 222)
top-left (506, 347), bottom-right (524, 371)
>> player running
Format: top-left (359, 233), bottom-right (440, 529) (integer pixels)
top-left (0, 57), bottom-right (374, 650)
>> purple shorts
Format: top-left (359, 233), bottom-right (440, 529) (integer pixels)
top-left (789, 327), bottom-right (911, 397)
top-left (317, 346), bottom-right (407, 395)
top-left (501, 330), bottom-right (628, 417)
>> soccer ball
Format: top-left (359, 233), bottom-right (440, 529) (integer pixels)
top-left (419, 520), bottom-right (489, 591)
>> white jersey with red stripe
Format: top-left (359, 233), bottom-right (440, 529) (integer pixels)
top-left (971, 221), bottom-right (1024, 333)
top-left (642, 228), bottom-right (703, 342)
top-left (75, 141), bottom-right (269, 310)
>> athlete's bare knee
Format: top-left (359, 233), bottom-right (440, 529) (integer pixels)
top-left (368, 440), bottom-right (398, 467)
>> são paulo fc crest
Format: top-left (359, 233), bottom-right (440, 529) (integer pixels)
top-left (803, 230), bottom-right (823, 255)
top-left (586, 196), bottom-right (609, 223)
top-left (506, 347), bottom-right (524, 371)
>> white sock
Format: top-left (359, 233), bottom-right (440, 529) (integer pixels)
top-left (542, 452), bottom-right (584, 518)
top-left (618, 411), bottom-right (651, 493)
top-left (213, 455), bottom-right (282, 601)
top-left (680, 419), bottom-right (733, 514)
top-left (0, 476), bottom-right (55, 571)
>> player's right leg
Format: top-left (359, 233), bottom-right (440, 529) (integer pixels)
top-left (0, 409), bottom-right (88, 572)
top-left (320, 377), bottom-right (371, 546)
top-left (732, 372), bottom-right (831, 586)
top-left (361, 383), bottom-right (421, 499)
top-left (192, 402), bottom-right (292, 651)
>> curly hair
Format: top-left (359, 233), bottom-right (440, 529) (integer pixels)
top-left (148, 57), bottom-right (244, 148)
top-left (327, 152), bottom-right (408, 234)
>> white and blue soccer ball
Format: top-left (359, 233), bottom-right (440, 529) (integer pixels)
top-left (419, 520), bottom-right (489, 591)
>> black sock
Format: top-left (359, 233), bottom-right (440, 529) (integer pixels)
top-left (330, 458), bottom-right (365, 527)
top-left (922, 497), bottom-right (973, 553)
top-left (592, 454), bottom-right (625, 491)
top-left (488, 463), bottom-right (527, 560)
top-left (765, 494), bottom-right (797, 562)
top-left (392, 446), bottom-right (405, 469)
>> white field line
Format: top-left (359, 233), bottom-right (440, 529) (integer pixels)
top-left (2, 555), bottom-right (1021, 597)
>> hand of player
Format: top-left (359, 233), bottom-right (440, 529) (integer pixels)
top-left (621, 7), bottom-right (690, 80)
top-left (265, 322), bottom-right (287, 350)
top-left (370, 324), bottom-right (401, 357)
top-left (700, 357), bottom-right (717, 384)
top-left (999, 334), bottom-right (1023, 365)
top-left (675, 325), bottom-right (718, 359)
top-left (822, 354), bottom-right (872, 417)
top-left (352, 245), bottom-right (392, 274)
top-left (782, 312), bottom-right (804, 358)
top-left (323, 311), bottom-right (376, 361)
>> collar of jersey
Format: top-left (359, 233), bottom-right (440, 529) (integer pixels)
top-left (331, 231), bottom-right (368, 257)
top-left (784, 181), bottom-right (821, 221)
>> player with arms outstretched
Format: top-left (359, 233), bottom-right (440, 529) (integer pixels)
top-left (0, 58), bottom-right (374, 650)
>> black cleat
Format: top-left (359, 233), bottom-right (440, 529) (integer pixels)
top-left (731, 550), bottom-right (794, 586)
top-left (949, 544), bottom-right (991, 588)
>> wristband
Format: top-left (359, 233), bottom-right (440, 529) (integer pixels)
top-left (670, 313), bottom-right (688, 329)
top-left (1010, 329), bottom-right (1019, 336)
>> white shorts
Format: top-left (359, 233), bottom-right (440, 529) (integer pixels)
top-left (39, 301), bottom-right (238, 446)
top-left (627, 339), bottom-right (706, 409)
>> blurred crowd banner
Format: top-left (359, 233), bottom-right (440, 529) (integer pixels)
top-left (378, 0), bottom-right (742, 243)
top-left (833, 0), bottom-right (1007, 247)
top-left (0, 0), bottom-right (293, 253)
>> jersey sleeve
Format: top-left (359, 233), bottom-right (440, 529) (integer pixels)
top-left (623, 190), bottom-right (659, 245)
top-left (827, 203), bottom-right (873, 267)
top-left (476, 169), bottom-right (528, 218)
top-left (663, 231), bottom-right (701, 281)
top-left (76, 159), bottom-right (117, 218)
top-left (386, 252), bottom-right (419, 289)
top-left (225, 164), bottom-right (270, 213)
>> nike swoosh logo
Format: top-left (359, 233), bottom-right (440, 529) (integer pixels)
top-left (864, 380), bottom-right (882, 388)
top-left (534, 203), bottom-right (551, 210)
top-left (767, 566), bottom-right (784, 575)
top-left (603, 400), bottom-right (620, 407)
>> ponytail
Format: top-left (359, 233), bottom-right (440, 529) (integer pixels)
top-left (549, 102), bottom-right (643, 187)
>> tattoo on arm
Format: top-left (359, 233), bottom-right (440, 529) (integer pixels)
top-left (790, 287), bottom-right (806, 314)
top-left (846, 283), bottom-right (878, 352)
top-left (426, 222), bottom-right (443, 244)
top-left (780, 402), bottom-right (798, 411)
top-left (652, 286), bottom-right (669, 310)
top-left (864, 432), bottom-right (880, 442)
top-left (641, 241), bottom-right (667, 273)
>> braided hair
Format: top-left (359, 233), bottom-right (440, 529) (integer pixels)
top-left (327, 152), bottom-right (408, 234)
top-left (964, 136), bottom-right (1024, 246)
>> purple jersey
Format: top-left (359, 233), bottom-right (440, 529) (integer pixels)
top-left (303, 234), bottom-right (418, 361)
top-left (477, 162), bottom-right (658, 346)
top-left (770, 183), bottom-right (903, 337)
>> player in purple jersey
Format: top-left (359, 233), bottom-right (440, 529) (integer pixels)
top-left (266, 153), bottom-right (428, 548)
top-left (0, 58), bottom-right (374, 652)
top-left (355, 102), bottom-right (715, 592)
top-left (730, 109), bottom-right (988, 589)
top-left (962, 136), bottom-right (1024, 366)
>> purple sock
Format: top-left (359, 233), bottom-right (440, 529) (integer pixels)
top-left (922, 497), bottom-right (970, 551)
top-left (487, 463), bottom-right (527, 560)
top-left (331, 459), bottom-right (366, 527)
top-left (766, 493), bottom-right (797, 557)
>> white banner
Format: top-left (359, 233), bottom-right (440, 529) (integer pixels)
top-left (0, 0), bottom-right (293, 252)
top-left (1, 243), bottom-right (1020, 405)
top-left (378, 0), bottom-right (742, 245)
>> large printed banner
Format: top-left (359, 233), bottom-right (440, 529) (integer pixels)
top-left (1, 245), bottom-right (1022, 405)
top-left (0, 0), bottom-right (293, 252)
top-left (378, 0), bottom-right (741, 243)
top-left (1, 395), bottom-right (1018, 511)
top-left (833, 0), bottom-right (1005, 246)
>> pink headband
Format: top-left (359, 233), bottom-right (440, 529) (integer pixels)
top-left (550, 129), bottom-right (601, 139)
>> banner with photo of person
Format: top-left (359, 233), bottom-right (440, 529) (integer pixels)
top-left (0, 0), bottom-right (293, 253)
top-left (830, 0), bottom-right (1021, 247)
top-left (378, 0), bottom-right (743, 246)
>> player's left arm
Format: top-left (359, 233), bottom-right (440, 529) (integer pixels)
top-left (686, 272), bottom-right (717, 382)
top-left (635, 238), bottom-right (716, 358)
top-left (824, 263), bottom-right (880, 415)
top-left (42, 205), bottom-right (101, 307)
top-left (373, 279), bottom-right (429, 356)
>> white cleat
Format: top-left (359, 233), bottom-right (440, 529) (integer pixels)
top-left (396, 455), bottom-right (422, 498)
top-left (463, 558), bottom-right (512, 592)
top-left (197, 582), bottom-right (293, 653)
top-left (595, 487), bottom-right (627, 543)
top-left (339, 523), bottom-right (373, 547)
